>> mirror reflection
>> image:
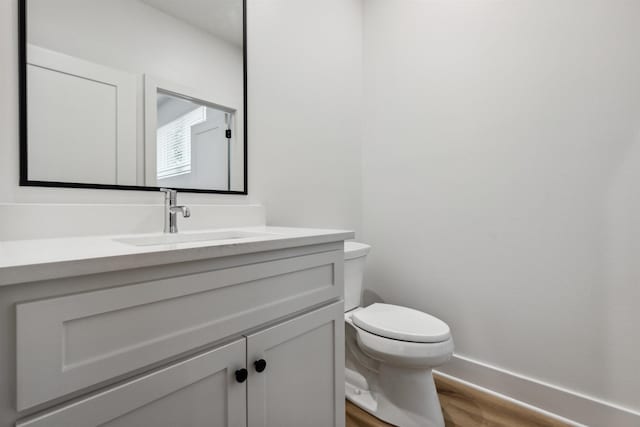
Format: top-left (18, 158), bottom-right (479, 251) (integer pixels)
top-left (155, 91), bottom-right (237, 191)
top-left (24, 0), bottom-right (246, 193)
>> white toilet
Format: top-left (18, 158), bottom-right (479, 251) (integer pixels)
top-left (344, 242), bottom-right (454, 427)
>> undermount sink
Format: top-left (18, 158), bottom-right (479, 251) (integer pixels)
top-left (114, 230), bottom-right (272, 247)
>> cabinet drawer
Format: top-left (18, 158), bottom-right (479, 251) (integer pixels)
top-left (17, 338), bottom-right (246, 427)
top-left (17, 249), bottom-right (343, 410)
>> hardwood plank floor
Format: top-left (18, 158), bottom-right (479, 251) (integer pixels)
top-left (346, 400), bottom-right (394, 427)
top-left (346, 373), bottom-right (571, 427)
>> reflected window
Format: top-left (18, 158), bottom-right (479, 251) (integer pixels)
top-left (156, 106), bottom-right (206, 179)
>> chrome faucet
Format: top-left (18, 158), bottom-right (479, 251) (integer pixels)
top-left (160, 188), bottom-right (191, 233)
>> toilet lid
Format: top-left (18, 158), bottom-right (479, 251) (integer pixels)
top-left (352, 303), bottom-right (451, 343)
top-left (344, 242), bottom-right (371, 260)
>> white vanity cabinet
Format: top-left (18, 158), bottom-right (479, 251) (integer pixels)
top-left (17, 302), bottom-right (344, 427)
top-left (6, 236), bottom-right (350, 427)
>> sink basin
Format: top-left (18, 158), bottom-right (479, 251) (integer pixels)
top-left (114, 230), bottom-right (272, 247)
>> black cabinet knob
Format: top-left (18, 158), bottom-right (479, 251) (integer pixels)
top-left (235, 368), bottom-right (248, 383)
top-left (254, 359), bottom-right (267, 373)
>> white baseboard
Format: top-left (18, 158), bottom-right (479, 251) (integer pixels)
top-left (435, 354), bottom-right (640, 427)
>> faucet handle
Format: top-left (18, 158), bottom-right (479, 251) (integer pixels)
top-left (182, 206), bottom-right (191, 218)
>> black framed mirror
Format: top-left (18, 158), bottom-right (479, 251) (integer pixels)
top-left (18, 0), bottom-right (247, 194)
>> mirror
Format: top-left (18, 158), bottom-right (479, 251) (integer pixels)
top-left (20, 0), bottom-right (247, 194)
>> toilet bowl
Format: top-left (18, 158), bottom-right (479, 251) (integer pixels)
top-left (343, 242), bottom-right (453, 427)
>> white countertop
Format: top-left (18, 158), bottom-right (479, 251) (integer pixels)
top-left (0, 226), bottom-right (354, 287)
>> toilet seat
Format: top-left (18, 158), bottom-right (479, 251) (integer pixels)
top-left (352, 303), bottom-right (450, 343)
top-left (352, 322), bottom-right (454, 368)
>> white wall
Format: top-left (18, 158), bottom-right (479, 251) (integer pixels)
top-left (247, 0), bottom-right (363, 235)
top-left (362, 0), bottom-right (640, 422)
top-left (0, 0), bottom-right (362, 236)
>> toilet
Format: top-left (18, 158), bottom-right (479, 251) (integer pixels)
top-left (344, 242), bottom-right (454, 427)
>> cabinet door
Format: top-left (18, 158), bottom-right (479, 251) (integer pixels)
top-left (17, 339), bottom-right (247, 427)
top-left (247, 301), bottom-right (345, 427)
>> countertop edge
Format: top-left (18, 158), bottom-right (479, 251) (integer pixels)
top-left (0, 230), bottom-right (355, 287)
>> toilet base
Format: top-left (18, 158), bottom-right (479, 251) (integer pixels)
top-left (346, 365), bottom-right (445, 427)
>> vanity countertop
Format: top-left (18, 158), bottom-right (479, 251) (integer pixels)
top-left (0, 226), bottom-right (354, 287)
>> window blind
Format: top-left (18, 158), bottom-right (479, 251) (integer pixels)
top-left (157, 106), bottom-right (207, 179)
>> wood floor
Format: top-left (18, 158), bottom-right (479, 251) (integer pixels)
top-left (346, 373), bottom-right (571, 427)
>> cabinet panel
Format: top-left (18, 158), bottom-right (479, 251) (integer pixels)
top-left (17, 250), bottom-right (343, 410)
top-left (16, 339), bottom-right (246, 427)
top-left (246, 301), bottom-right (345, 427)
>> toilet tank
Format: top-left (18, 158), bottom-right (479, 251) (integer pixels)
top-left (343, 242), bottom-right (371, 312)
